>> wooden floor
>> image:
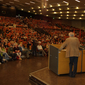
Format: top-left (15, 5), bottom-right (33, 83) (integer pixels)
top-left (0, 56), bottom-right (48, 85)
top-left (0, 55), bottom-right (85, 85)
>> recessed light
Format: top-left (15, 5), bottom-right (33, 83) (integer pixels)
top-left (39, 10), bottom-right (41, 12)
top-left (38, 6), bottom-right (40, 9)
top-left (67, 11), bottom-right (69, 13)
top-left (60, 11), bottom-right (62, 14)
top-left (46, 9), bottom-right (49, 11)
top-left (67, 7), bottom-right (70, 10)
top-left (40, 13), bottom-right (42, 14)
top-left (33, 10), bottom-right (35, 12)
top-left (73, 14), bottom-right (76, 16)
top-left (50, 4), bottom-right (52, 7)
top-left (21, 8), bottom-right (23, 11)
top-left (81, 14), bottom-right (84, 16)
top-left (76, 7), bottom-right (79, 9)
top-left (59, 8), bottom-right (61, 10)
top-left (79, 17), bottom-right (82, 19)
top-left (52, 9), bottom-right (55, 11)
top-left (28, 11), bottom-right (30, 12)
top-left (46, 15), bottom-right (48, 16)
top-left (73, 17), bottom-right (75, 19)
top-left (57, 4), bottom-right (60, 6)
top-left (31, 7), bottom-right (34, 9)
top-left (54, 12), bottom-right (57, 14)
top-left (75, 11), bottom-right (77, 13)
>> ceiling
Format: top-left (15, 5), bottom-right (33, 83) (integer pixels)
top-left (0, 0), bottom-right (85, 20)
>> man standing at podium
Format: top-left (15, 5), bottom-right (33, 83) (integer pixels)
top-left (59, 32), bottom-right (80, 77)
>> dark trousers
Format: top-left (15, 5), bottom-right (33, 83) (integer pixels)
top-left (69, 57), bottom-right (78, 76)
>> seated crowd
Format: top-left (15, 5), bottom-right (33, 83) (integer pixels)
top-left (0, 16), bottom-right (85, 64)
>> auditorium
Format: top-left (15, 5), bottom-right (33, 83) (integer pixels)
top-left (0, 0), bottom-right (85, 85)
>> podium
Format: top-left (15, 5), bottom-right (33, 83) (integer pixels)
top-left (48, 44), bottom-right (82, 75)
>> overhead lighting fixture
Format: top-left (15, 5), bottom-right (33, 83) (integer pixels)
top-left (63, 1), bottom-right (69, 5)
top-left (67, 7), bottom-right (70, 10)
top-left (59, 8), bottom-right (61, 10)
top-left (25, 2), bottom-right (30, 5)
top-left (54, 12), bottom-right (57, 14)
top-left (46, 0), bottom-right (48, 1)
top-left (73, 17), bottom-right (75, 19)
top-left (75, 0), bottom-right (80, 3)
top-left (33, 10), bottom-right (35, 12)
top-left (61, 15), bottom-right (63, 16)
top-left (44, 6), bottom-right (46, 8)
top-left (67, 14), bottom-right (69, 16)
top-left (66, 17), bottom-right (69, 19)
top-left (81, 14), bottom-right (84, 16)
top-left (60, 11), bottom-right (62, 14)
top-left (46, 9), bottom-right (49, 11)
top-left (58, 17), bottom-right (61, 19)
top-left (39, 10), bottom-right (41, 12)
top-left (52, 9), bottom-right (55, 11)
top-left (50, 4), bottom-right (52, 7)
top-left (76, 7), bottom-right (79, 9)
top-left (40, 13), bottom-right (42, 14)
top-left (28, 11), bottom-right (30, 12)
top-left (84, 10), bottom-right (85, 13)
top-left (79, 17), bottom-right (82, 19)
top-left (21, 8), bottom-right (23, 11)
top-left (57, 4), bottom-right (60, 6)
top-left (46, 15), bottom-right (48, 16)
top-left (75, 11), bottom-right (77, 13)
top-left (31, 7), bottom-right (34, 9)
top-left (35, 13), bottom-right (37, 15)
top-left (73, 14), bottom-right (76, 16)
top-left (67, 11), bottom-right (69, 13)
top-left (38, 6), bottom-right (40, 9)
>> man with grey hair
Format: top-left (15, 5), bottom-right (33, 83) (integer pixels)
top-left (59, 32), bottom-right (80, 77)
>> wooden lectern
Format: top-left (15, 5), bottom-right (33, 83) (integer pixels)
top-left (48, 44), bottom-right (82, 75)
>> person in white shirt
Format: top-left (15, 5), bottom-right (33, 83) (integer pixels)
top-left (37, 41), bottom-right (47, 56)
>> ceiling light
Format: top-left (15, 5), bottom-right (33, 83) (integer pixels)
top-left (67, 7), bottom-right (69, 10)
top-left (67, 14), bottom-right (69, 16)
top-left (73, 17), bottom-right (75, 19)
top-left (84, 10), bottom-right (85, 13)
top-left (73, 14), bottom-right (76, 16)
top-left (54, 12), bottom-right (57, 14)
top-left (46, 9), bottom-right (49, 11)
top-left (46, 15), bottom-right (48, 16)
top-left (35, 13), bottom-right (37, 15)
top-left (50, 5), bottom-right (52, 7)
top-left (66, 17), bottom-right (68, 19)
top-left (31, 7), bottom-right (34, 9)
top-left (81, 14), bottom-right (84, 16)
top-left (57, 4), bottom-right (60, 6)
top-left (58, 17), bottom-right (61, 19)
top-left (79, 17), bottom-right (82, 19)
top-left (59, 8), bottom-right (61, 10)
top-left (25, 2), bottom-right (30, 5)
top-left (39, 10), bottom-right (41, 12)
top-left (61, 15), bottom-right (63, 16)
top-left (76, 7), bottom-right (79, 9)
top-left (67, 11), bottom-right (69, 13)
top-left (21, 9), bottom-right (23, 11)
top-left (38, 6), bottom-right (40, 9)
top-left (75, 11), bottom-right (77, 13)
top-left (28, 11), bottom-right (30, 12)
top-left (44, 6), bottom-right (46, 8)
top-left (52, 9), bottom-right (55, 11)
top-left (75, 0), bottom-right (80, 3)
top-left (40, 13), bottom-right (42, 14)
top-left (33, 10), bottom-right (35, 12)
top-left (60, 12), bottom-right (62, 14)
